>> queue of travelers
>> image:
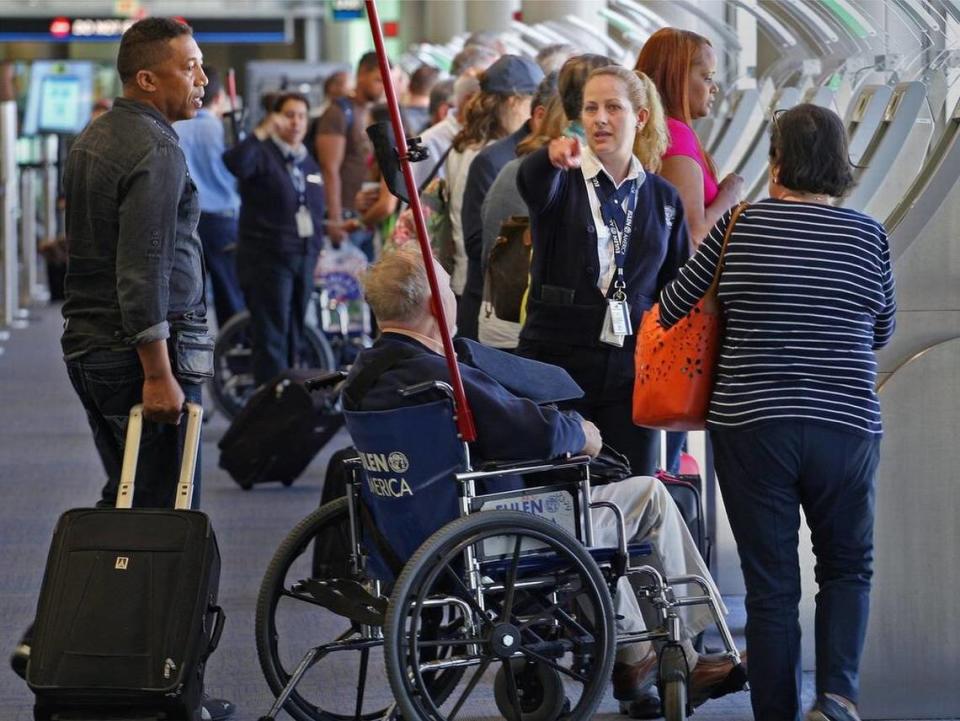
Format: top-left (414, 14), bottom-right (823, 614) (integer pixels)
top-left (26, 14), bottom-right (896, 721)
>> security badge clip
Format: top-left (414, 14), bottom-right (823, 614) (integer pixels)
top-left (296, 205), bottom-right (314, 238)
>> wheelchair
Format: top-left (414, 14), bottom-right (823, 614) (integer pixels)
top-left (255, 381), bottom-right (743, 721)
top-left (211, 278), bottom-right (372, 418)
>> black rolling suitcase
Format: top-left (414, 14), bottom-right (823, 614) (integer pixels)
top-left (28, 404), bottom-right (224, 721)
top-left (218, 369), bottom-right (344, 489)
top-left (656, 470), bottom-right (710, 566)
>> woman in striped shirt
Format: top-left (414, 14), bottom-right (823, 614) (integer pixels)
top-left (659, 104), bottom-right (896, 721)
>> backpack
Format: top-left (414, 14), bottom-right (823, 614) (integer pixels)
top-left (485, 215), bottom-right (532, 323)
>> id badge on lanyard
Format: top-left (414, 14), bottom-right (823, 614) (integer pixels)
top-left (593, 177), bottom-right (638, 347)
top-left (296, 204), bottom-right (314, 238)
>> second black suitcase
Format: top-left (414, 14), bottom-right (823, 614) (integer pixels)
top-left (218, 369), bottom-right (344, 489)
top-left (28, 404), bottom-right (224, 721)
top-left (657, 469), bottom-right (710, 567)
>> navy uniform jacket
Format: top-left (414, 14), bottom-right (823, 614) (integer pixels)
top-left (516, 147), bottom-right (690, 400)
top-left (342, 333), bottom-right (586, 465)
top-left (223, 134), bottom-right (325, 256)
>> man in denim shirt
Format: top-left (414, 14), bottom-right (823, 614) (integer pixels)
top-left (62, 18), bottom-right (212, 511)
top-left (55, 20), bottom-right (235, 721)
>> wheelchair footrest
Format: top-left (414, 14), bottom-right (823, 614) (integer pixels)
top-left (297, 578), bottom-right (387, 626)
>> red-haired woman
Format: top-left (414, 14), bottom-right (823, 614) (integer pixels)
top-left (636, 28), bottom-right (743, 245)
top-left (637, 28), bottom-right (746, 475)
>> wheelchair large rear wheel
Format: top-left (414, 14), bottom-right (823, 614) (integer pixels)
top-left (256, 499), bottom-right (464, 721)
top-left (211, 310), bottom-right (337, 420)
top-left (256, 498), bottom-right (391, 721)
top-left (384, 510), bottom-right (616, 721)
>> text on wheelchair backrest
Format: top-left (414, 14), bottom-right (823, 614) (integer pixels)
top-left (361, 451), bottom-right (414, 497)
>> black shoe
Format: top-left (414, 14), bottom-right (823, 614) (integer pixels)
top-left (619, 692), bottom-right (662, 719)
top-left (10, 642), bottom-right (29, 681)
top-left (201, 696), bottom-right (236, 721)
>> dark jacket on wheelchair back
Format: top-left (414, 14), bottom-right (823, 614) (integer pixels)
top-left (341, 333), bottom-right (589, 580)
top-left (342, 333), bottom-right (586, 467)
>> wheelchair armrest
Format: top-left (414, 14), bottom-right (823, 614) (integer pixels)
top-left (304, 371), bottom-right (348, 391)
top-left (398, 380), bottom-right (455, 403)
top-left (457, 454), bottom-right (591, 482)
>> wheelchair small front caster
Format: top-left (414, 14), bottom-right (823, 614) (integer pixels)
top-left (494, 658), bottom-right (566, 721)
top-left (658, 643), bottom-right (690, 721)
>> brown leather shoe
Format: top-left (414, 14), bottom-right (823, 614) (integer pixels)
top-left (611, 655), bottom-right (657, 701)
top-left (689, 651), bottom-right (748, 708)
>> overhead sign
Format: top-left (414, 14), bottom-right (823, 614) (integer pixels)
top-left (0, 17), bottom-right (289, 44)
top-left (332, 0), bottom-right (364, 21)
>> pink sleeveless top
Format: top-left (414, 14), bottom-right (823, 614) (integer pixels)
top-left (663, 117), bottom-right (719, 206)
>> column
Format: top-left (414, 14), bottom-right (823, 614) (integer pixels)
top-left (424, 0), bottom-right (466, 44)
top-left (521, 0), bottom-right (604, 25)
top-left (465, 0), bottom-right (516, 33)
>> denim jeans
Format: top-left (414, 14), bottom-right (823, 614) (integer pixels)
top-left (197, 211), bottom-right (245, 328)
top-left (711, 421), bottom-right (880, 721)
top-left (237, 246), bottom-right (317, 386)
top-left (66, 350), bottom-right (202, 509)
top-left (665, 430), bottom-right (686, 474)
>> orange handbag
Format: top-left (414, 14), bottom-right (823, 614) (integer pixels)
top-left (632, 203), bottom-right (747, 431)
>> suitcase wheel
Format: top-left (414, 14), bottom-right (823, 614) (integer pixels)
top-left (281, 477), bottom-right (295, 487)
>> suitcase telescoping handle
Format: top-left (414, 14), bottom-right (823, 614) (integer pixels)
top-left (116, 403), bottom-right (204, 511)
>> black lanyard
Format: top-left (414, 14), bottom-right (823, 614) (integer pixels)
top-left (590, 175), bottom-right (638, 301)
top-left (285, 155), bottom-right (307, 207)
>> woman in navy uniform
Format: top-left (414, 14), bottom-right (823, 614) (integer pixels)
top-left (517, 66), bottom-right (690, 476)
top-left (224, 91), bottom-right (326, 386)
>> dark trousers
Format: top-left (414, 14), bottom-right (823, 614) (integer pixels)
top-left (238, 246), bottom-right (316, 386)
top-left (456, 288), bottom-right (482, 342)
top-left (66, 350), bottom-right (202, 509)
top-left (566, 396), bottom-right (659, 476)
top-left (197, 212), bottom-right (245, 328)
top-left (516, 339), bottom-right (657, 476)
top-left (711, 421), bottom-right (880, 721)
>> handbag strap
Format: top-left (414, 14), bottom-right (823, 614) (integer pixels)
top-left (706, 201), bottom-right (748, 296)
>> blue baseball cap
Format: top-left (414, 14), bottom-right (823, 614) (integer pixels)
top-left (480, 55), bottom-right (544, 95)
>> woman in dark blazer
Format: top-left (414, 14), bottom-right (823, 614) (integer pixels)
top-left (224, 92), bottom-right (325, 386)
top-left (517, 66), bottom-right (690, 476)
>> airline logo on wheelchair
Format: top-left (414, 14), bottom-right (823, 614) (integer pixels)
top-left (478, 489), bottom-right (578, 557)
top-left (360, 451), bottom-right (413, 497)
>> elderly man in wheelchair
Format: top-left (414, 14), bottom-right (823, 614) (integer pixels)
top-left (255, 245), bottom-right (746, 721)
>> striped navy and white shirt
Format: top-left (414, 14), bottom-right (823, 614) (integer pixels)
top-left (659, 199), bottom-right (897, 436)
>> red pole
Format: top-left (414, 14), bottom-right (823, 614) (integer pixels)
top-left (363, 0), bottom-right (477, 442)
